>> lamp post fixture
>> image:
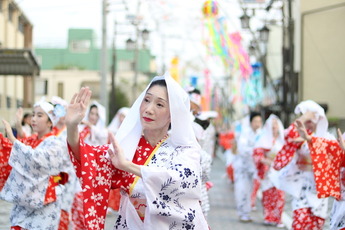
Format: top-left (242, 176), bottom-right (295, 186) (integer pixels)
top-left (258, 25), bottom-right (270, 42)
top-left (239, 10), bottom-right (251, 29)
top-left (126, 28), bottom-right (150, 103)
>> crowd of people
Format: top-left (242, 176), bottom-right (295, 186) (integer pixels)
top-left (222, 100), bottom-right (345, 230)
top-left (0, 75), bottom-right (217, 230)
top-left (0, 74), bottom-right (344, 230)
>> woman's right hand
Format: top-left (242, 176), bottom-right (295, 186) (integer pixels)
top-left (65, 87), bottom-right (92, 127)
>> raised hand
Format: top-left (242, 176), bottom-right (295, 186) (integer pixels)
top-left (16, 107), bottom-right (24, 123)
top-left (65, 87), bottom-right (92, 127)
top-left (2, 120), bottom-right (16, 143)
top-left (295, 119), bottom-right (311, 141)
top-left (108, 132), bottom-right (128, 171)
top-left (337, 128), bottom-right (345, 151)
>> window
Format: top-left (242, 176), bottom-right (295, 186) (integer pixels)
top-left (17, 99), bottom-right (22, 108)
top-left (6, 96), bottom-right (11, 108)
top-left (35, 79), bottom-right (48, 95)
top-left (118, 60), bottom-right (134, 71)
top-left (70, 40), bottom-right (91, 53)
top-left (8, 4), bottom-right (14, 22)
top-left (81, 81), bottom-right (99, 99)
top-left (18, 15), bottom-right (25, 33)
top-left (57, 82), bottom-right (64, 98)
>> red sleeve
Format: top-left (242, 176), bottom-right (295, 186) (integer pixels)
top-left (273, 124), bottom-right (304, 170)
top-left (67, 138), bottom-right (115, 230)
top-left (0, 133), bottom-right (13, 191)
top-left (308, 136), bottom-right (345, 200)
top-left (253, 148), bottom-right (269, 179)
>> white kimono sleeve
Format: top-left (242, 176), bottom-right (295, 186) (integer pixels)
top-left (0, 136), bottom-right (66, 208)
top-left (141, 145), bottom-right (208, 230)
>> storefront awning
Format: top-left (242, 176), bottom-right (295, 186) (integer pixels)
top-left (0, 49), bottom-right (40, 76)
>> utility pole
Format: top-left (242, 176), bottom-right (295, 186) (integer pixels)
top-left (132, 0), bottom-right (142, 103)
top-left (101, 0), bottom-right (108, 122)
top-left (281, 0), bottom-right (295, 127)
top-left (110, 21), bottom-right (117, 119)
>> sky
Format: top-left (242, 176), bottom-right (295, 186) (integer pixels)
top-left (18, 0), bottom-right (276, 77)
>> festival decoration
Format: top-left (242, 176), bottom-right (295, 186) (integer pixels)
top-left (202, 0), bottom-right (219, 18)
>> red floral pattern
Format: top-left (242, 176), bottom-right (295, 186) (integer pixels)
top-left (292, 208), bottom-right (325, 230)
top-left (308, 136), bottom-right (345, 200)
top-left (68, 136), bottom-right (156, 230)
top-left (273, 124), bottom-right (310, 170)
top-left (253, 148), bottom-right (270, 179)
top-left (262, 187), bottom-right (285, 224)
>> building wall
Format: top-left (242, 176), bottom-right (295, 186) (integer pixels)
top-left (38, 70), bottom-right (149, 109)
top-left (300, 0), bottom-right (345, 120)
top-left (0, 0), bottom-right (33, 123)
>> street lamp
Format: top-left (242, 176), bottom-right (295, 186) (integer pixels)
top-left (126, 28), bottom-right (150, 103)
top-left (239, 10), bottom-right (251, 29)
top-left (141, 29), bottom-right (150, 43)
top-left (126, 38), bottom-right (135, 50)
top-left (258, 25), bottom-right (270, 42)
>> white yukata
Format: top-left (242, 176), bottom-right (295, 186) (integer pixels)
top-left (0, 135), bottom-right (71, 229)
top-left (233, 125), bottom-right (261, 219)
top-left (67, 75), bottom-right (209, 230)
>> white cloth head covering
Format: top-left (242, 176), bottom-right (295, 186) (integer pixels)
top-left (83, 100), bottom-right (106, 129)
top-left (255, 114), bottom-right (284, 149)
top-left (51, 96), bottom-right (68, 107)
top-left (108, 107), bottom-right (130, 134)
top-left (197, 111), bottom-right (218, 120)
top-left (115, 74), bottom-right (200, 161)
top-left (294, 100), bottom-right (328, 137)
top-left (34, 98), bottom-right (59, 127)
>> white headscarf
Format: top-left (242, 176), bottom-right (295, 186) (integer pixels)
top-left (255, 114), bottom-right (284, 149)
top-left (115, 74), bottom-right (200, 161)
top-left (197, 111), bottom-right (218, 121)
top-left (83, 100), bottom-right (106, 129)
top-left (294, 100), bottom-right (328, 137)
top-left (34, 97), bottom-right (60, 127)
top-left (108, 107), bottom-right (130, 134)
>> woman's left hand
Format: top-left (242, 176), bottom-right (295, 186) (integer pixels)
top-left (2, 120), bottom-right (16, 143)
top-left (108, 132), bottom-right (129, 171)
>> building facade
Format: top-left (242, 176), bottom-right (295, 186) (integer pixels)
top-left (0, 0), bottom-right (37, 123)
top-left (299, 0), bottom-right (345, 129)
top-left (34, 28), bottom-right (157, 121)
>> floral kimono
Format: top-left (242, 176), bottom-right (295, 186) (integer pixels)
top-left (0, 132), bottom-right (71, 230)
top-left (273, 124), bottom-right (330, 230)
top-left (273, 100), bottom-right (333, 230)
top-left (67, 75), bottom-right (208, 230)
top-left (68, 136), bottom-right (207, 230)
top-left (307, 136), bottom-right (345, 230)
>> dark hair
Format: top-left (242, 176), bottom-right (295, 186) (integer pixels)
top-left (147, 79), bottom-right (170, 130)
top-left (249, 111), bottom-right (261, 123)
top-left (90, 104), bottom-right (98, 110)
top-left (188, 88), bottom-right (201, 95)
top-left (22, 113), bottom-right (32, 126)
top-left (148, 79), bottom-right (167, 90)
